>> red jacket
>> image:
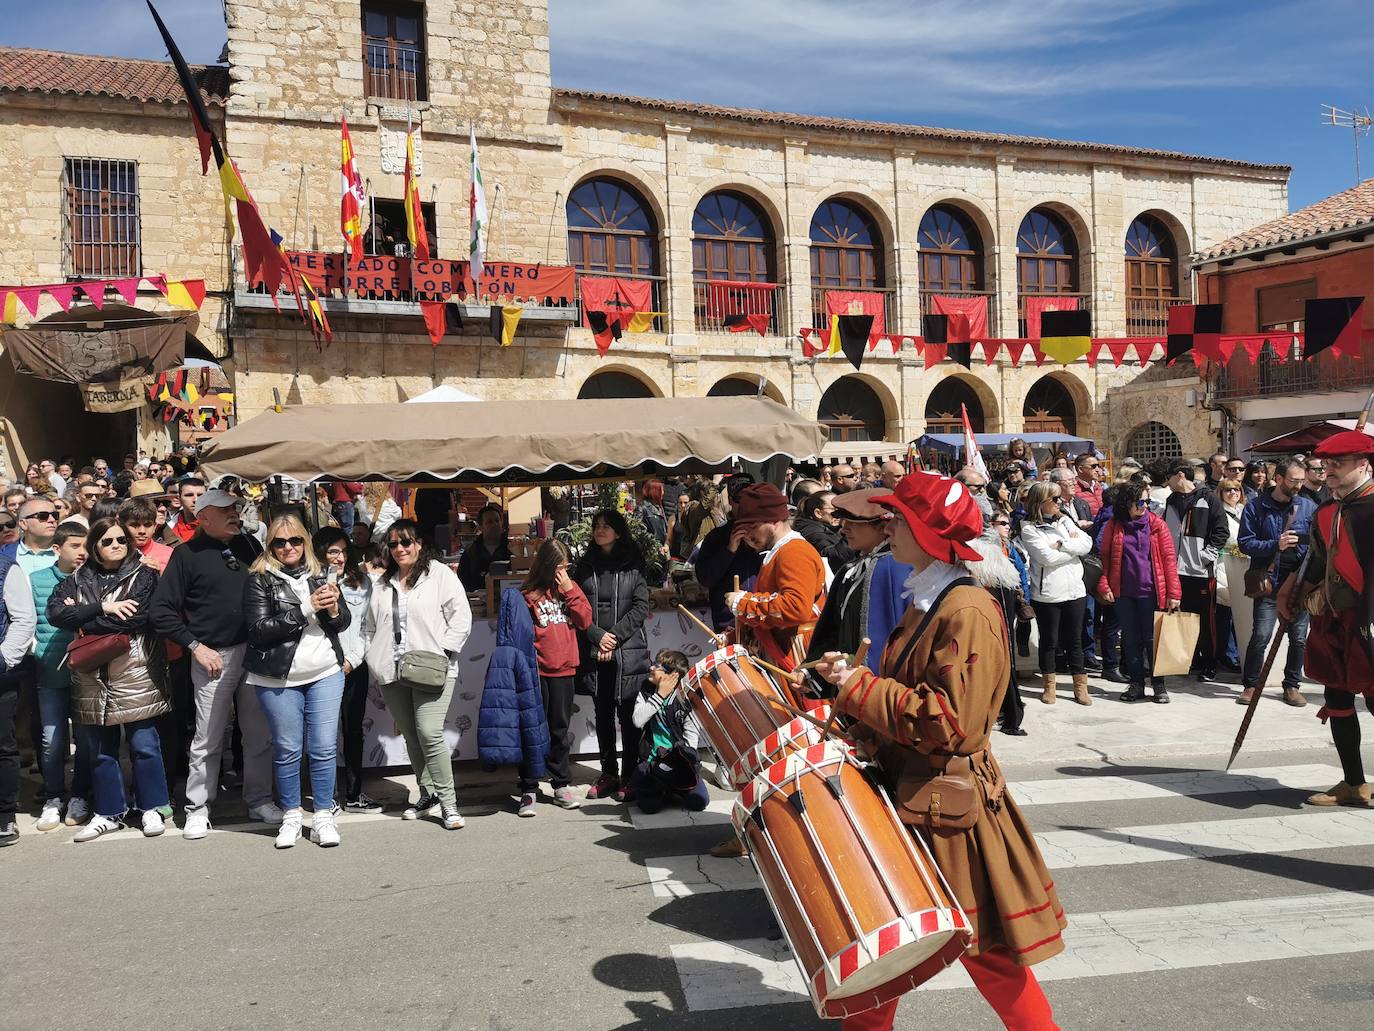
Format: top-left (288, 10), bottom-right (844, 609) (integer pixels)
top-left (523, 583), bottom-right (593, 677)
top-left (1097, 512), bottom-right (1181, 610)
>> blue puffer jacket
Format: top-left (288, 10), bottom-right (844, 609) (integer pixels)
top-left (1238, 489), bottom-right (1317, 589)
top-left (30, 563), bottom-right (74, 693)
top-left (477, 587), bottom-right (550, 775)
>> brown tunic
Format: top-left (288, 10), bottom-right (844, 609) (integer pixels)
top-left (834, 583), bottom-right (1066, 966)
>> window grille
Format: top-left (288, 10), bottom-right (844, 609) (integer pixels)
top-left (63, 158), bottom-right (141, 278)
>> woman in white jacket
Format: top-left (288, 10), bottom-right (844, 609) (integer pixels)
top-left (1018, 481), bottom-right (1093, 705)
top-left (364, 519), bottom-right (472, 830)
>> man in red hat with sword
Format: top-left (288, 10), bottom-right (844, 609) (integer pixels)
top-left (1280, 428), bottom-right (1374, 807)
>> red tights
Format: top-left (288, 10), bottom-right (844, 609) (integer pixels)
top-left (839, 947), bottom-right (1058, 1031)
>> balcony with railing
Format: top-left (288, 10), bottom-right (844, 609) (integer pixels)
top-left (366, 40), bottom-right (424, 103)
top-left (1212, 342), bottom-right (1374, 401)
top-left (1126, 295), bottom-right (1188, 337)
top-left (809, 286), bottom-right (899, 334)
top-left (1016, 291), bottom-right (1092, 338)
top-left (919, 288), bottom-right (1000, 338)
top-left (575, 273), bottom-right (670, 334)
top-left (693, 279), bottom-right (780, 334)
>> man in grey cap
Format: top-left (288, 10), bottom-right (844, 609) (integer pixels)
top-left (150, 489), bottom-right (274, 839)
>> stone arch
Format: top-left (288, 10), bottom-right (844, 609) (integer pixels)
top-left (1121, 420), bottom-right (1183, 464)
top-left (815, 372), bottom-right (899, 442)
top-left (922, 370), bottom-right (1001, 434)
top-left (1021, 371), bottom-right (1086, 435)
top-left (805, 183), bottom-right (899, 288)
top-left (917, 192), bottom-right (999, 278)
top-left (560, 157), bottom-right (670, 245)
top-left (577, 365), bottom-right (663, 400)
top-left (706, 374), bottom-right (786, 404)
top-left (1132, 206), bottom-right (1192, 259)
top-left (685, 174), bottom-right (788, 250)
top-left (1015, 197), bottom-right (1095, 296)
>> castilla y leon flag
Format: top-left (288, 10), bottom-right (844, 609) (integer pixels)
top-left (1039, 308), bottom-right (1093, 364)
top-left (1303, 297), bottom-right (1365, 359)
top-left (1166, 303), bottom-right (1223, 363)
top-left (404, 127), bottom-right (429, 260)
top-left (340, 114), bottom-right (365, 262)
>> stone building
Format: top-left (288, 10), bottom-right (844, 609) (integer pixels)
top-left (0, 0), bottom-right (1292, 471)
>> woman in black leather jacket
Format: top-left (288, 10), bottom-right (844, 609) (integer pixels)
top-left (574, 509), bottom-right (650, 802)
top-left (242, 514), bottom-right (350, 849)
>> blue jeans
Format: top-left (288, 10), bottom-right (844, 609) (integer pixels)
top-left (256, 669), bottom-right (345, 812)
top-left (74, 719), bottom-right (170, 819)
top-left (37, 687), bottom-right (93, 802)
top-left (1115, 596), bottom-right (1157, 688)
top-left (1242, 596), bottom-right (1309, 691)
top-left (331, 501), bottom-right (355, 534)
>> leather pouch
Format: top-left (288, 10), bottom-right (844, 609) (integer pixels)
top-left (894, 755), bottom-right (980, 830)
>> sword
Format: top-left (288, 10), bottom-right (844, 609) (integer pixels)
top-left (1227, 386), bottom-right (1374, 770)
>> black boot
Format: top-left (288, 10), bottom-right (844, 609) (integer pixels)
top-left (1102, 665), bottom-right (1128, 684)
top-left (1121, 683), bottom-right (1147, 703)
top-left (1152, 681), bottom-right (1171, 704)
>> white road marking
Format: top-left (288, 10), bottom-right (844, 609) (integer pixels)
top-left (1010, 763), bottom-right (1344, 807)
top-left (671, 892), bottom-right (1374, 1011)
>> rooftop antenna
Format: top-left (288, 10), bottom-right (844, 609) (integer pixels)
top-left (1321, 103), bottom-right (1373, 185)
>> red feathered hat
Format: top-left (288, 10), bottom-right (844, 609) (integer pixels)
top-left (1314, 429), bottom-right (1374, 458)
top-left (869, 470), bottom-right (983, 563)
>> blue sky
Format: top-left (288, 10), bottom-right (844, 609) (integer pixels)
top-left (7, 0), bottom-right (1372, 209)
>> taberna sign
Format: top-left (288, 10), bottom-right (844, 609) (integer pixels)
top-left (81, 374), bottom-right (147, 413)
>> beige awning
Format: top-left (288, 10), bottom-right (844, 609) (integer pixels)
top-left (198, 396), bottom-right (827, 484)
top-left (820, 440), bottom-right (909, 465)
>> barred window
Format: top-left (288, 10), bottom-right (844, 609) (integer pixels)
top-left (64, 158), bottom-right (141, 279)
top-left (1122, 421), bottom-right (1183, 465)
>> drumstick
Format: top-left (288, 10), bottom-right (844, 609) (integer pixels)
top-left (771, 694), bottom-right (855, 746)
top-left (733, 575), bottom-right (740, 593)
top-left (751, 656), bottom-right (795, 681)
top-left (677, 604), bottom-right (726, 645)
top-left (816, 638), bottom-right (870, 739)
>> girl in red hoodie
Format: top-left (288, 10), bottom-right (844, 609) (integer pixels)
top-left (520, 539), bottom-right (593, 814)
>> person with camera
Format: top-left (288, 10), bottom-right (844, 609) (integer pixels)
top-left (1237, 457), bottom-right (1316, 708)
top-left (243, 515), bottom-right (351, 848)
top-left (628, 650), bottom-right (709, 814)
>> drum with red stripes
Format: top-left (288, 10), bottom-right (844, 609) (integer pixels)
top-left (733, 741), bottom-right (971, 1018)
top-left (676, 645), bottom-right (827, 789)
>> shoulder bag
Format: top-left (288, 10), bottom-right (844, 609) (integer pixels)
top-left (391, 582), bottom-right (449, 693)
top-left (1243, 510), bottom-right (1294, 599)
top-left (66, 576), bottom-right (133, 673)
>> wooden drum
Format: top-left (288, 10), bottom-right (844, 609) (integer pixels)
top-left (678, 645), bottom-right (829, 789)
top-left (733, 742), bottom-right (972, 1018)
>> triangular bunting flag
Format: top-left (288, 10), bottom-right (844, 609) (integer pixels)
top-left (1240, 335), bottom-right (1267, 363)
top-left (836, 314), bottom-right (874, 371)
top-left (923, 343), bottom-right (947, 369)
top-left (947, 342), bottom-right (972, 369)
top-left (114, 278), bottom-right (140, 305)
top-left (827, 314), bottom-right (842, 355)
top-left (146, 275), bottom-right (169, 295)
top-left (420, 300), bottom-right (447, 345)
top-left (46, 284), bottom-right (76, 311)
top-left (980, 340), bottom-right (1001, 366)
top-left (497, 305), bottom-right (523, 347)
top-left (1303, 297), bottom-right (1364, 359)
top-left (165, 280), bottom-right (202, 311)
top-left (799, 327), bottom-right (822, 358)
top-left (588, 310), bottom-right (622, 357)
top-left (1003, 339), bottom-right (1028, 367)
top-left (723, 312), bottom-right (770, 337)
top-left (1039, 309), bottom-right (1093, 364)
top-left (1086, 339), bottom-right (1105, 367)
top-left (1131, 339), bottom-right (1156, 365)
top-left (1029, 341), bottom-right (1048, 367)
top-left (627, 311), bottom-right (663, 333)
top-left (13, 287), bottom-right (40, 316)
top-left (77, 282), bottom-right (105, 309)
top-left (1105, 340), bottom-right (1130, 368)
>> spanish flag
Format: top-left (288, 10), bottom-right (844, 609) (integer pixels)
top-left (404, 128), bottom-right (430, 260)
top-left (340, 114), bottom-right (365, 262)
top-left (1039, 309), bottom-right (1093, 364)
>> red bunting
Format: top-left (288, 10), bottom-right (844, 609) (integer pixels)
top-left (114, 278), bottom-right (141, 305)
top-left (1131, 339), bottom-right (1157, 365)
top-left (1002, 339), bottom-right (1029, 367)
top-left (420, 300), bottom-right (447, 345)
top-left (1104, 340), bottom-right (1130, 367)
top-left (980, 339), bottom-right (1001, 365)
top-left (78, 282), bottom-right (105, 309)
top-left (1029, 342), bottom-right (1048, 367)
top-left (47, 284), bottom-right (77, 311)
top-left (924, 343), bottom-right (947, 369)
top-left (1086, 339), bottom-right (1105, 367)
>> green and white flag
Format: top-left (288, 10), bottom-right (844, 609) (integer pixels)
top-left (469, 126), bottom-right (488, 292)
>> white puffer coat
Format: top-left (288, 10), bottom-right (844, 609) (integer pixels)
top-left (1019, 514), bottom-right (1093, 604)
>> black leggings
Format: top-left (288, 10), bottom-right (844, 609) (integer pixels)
top-left (1032, 596), bottom-right (1087, 675)
top-left (339, 662), bottom-right (370, 801)
top-left (522, 675), bottom-right (576, 791)
top-left (594, 663), bottom-right (639, 782)
top-left (1325, 687), bottom-right (1374, 786)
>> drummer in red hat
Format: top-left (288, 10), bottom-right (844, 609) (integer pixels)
top-left (723, 482), bottom-right (827, 674)
top-left (813, 470), bottom-right (1063, 1031)
top-left (1280, 427), bottom-right (1374, 808)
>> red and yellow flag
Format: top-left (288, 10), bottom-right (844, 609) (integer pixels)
top-left (404, 129), bottom-right (429, 260)
top-left (340, 114), bottom-right (365, 262)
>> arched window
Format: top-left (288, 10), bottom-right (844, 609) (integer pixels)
top-left (919, 204), bottom-right (984, 295)
top-left (692, 191), bottom-right (775, 283)
top-left (1022, 377), bottom-right (1077, 435)
top-left (811, 199), bottom-right (883, 290)
top-left (1017, 208), bottom-right (1078, 295)
top-left (818, 377), bottom-right (885, 442)
top-left (1125, 214), bottom-right (1181, 335)
top-left (1122, 421), bottom-right (1182, 464)
top-left (925, 378), bottom-right (983, 435)
top-left (566, 178), bottom-right (659, 277)
top-left (577, 371), bottom-right (655, 400)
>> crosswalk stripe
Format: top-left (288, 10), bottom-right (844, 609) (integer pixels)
top-left (624, 764), bottom-right (1346, 830)
top-left (670, 891), bottom-right (1374, 1012)
top-left (1035, 808), bottom-right (1374, 869)
top-left (1010, 763), bottom-right (1344, 807)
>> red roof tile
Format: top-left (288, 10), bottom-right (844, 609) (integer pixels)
top-left (553, 88), bottom-right (1289, 173)
top-left (1196, 179), bottom-right (1374, 261)
top-left (0, 46), bottom-right (227, 107)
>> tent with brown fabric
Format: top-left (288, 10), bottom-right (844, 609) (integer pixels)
top-left (198, 396), bottom-right (826, 485)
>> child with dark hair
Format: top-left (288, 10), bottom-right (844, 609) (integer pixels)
top-left (628, 649), bottom-right (709, 814)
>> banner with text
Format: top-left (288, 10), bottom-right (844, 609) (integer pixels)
top-left (252, 252), bottom-right (578, 305)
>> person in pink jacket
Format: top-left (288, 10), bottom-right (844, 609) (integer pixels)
top-left (1097, 481), bottom-right (1182, 704)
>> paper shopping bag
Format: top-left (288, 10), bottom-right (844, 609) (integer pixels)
top-left (1152, 610), bottom-right (1201, 677)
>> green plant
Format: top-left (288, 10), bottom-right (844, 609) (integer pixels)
top-left (556, 482), bottom-right (665, 584)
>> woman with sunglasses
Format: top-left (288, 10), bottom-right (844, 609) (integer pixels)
top-left (1018, 481), bottom-right (1093, 705)
top-left (47, 516), bottom-right (171, 841)
top-left (363, 518), bottom-right (472, 830)
top-left (312, 526), bottom-right (380, 813)
top-left (243, 515), bottom-right (351, 848)
top-left (1095, 481), bottom-right (1181, 703)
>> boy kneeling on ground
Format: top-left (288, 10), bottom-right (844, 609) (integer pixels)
top-left (630, 650), bottom-right (709, 813)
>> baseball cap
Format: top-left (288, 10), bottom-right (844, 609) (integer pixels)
top-left (193, 489), bottom-right (241, 515)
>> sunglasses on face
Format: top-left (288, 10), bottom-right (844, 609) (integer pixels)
top-left (99, 535), bottom-right (127, 547)
top-left (387, 537), bottom-right (418, 551)
top-left (26, 511), bottom-right (57, 521)
top-left (270, 536), bottom-right (305, 549)
top-left (0, 521), bottom-right (15, 532)
top-left (993, 520), bottom-right (1011, 527)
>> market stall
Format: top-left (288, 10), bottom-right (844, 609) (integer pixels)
top-left (199, 395), bottom-right (826, 766)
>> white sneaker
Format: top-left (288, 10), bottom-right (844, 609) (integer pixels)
top-left (37, 799), bottom-right (63, 832)
top-left (182, 809), bottom-right (211, 840)
top-left (275, 809), bottom-right (303, 849)
top-left (313, 808), bottom-right (340, 847)
top-left (517, 792), bottom-right (537, 818)
top-left (440, 805), bottom-right (465, 830)
top-left (73, 814), bottom-right (122, 843)
top-left (141, 810), bottom-right (165, 837)
top-left (64, 797), bottom-right (90, 826)
top-left (248, 802), bottom-right (286, 826)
